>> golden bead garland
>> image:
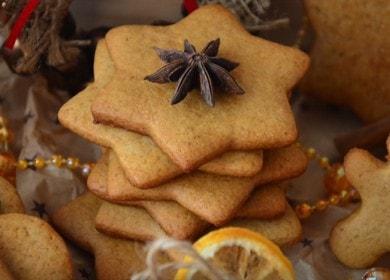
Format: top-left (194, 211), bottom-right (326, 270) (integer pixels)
top-left (16, 155), bottom-right (94, 177)
top-left (294, 146), bottom-right (360, 219)
top-left (0, 115), bottom-right (359, 219)
top-left (0, 116), bottom-right (94, 180)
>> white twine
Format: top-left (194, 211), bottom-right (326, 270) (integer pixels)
top-left (131, 237), bottom-right (236, 280)
top-left (198, 0), bottom-right (289, 32)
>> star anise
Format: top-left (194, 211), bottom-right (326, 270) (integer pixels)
top-left (145, 38), bottom-right (245, 106)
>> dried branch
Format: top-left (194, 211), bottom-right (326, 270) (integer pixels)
top-left (4, 0), bottom-right (80, 74)
top-left (334, 116), bottom-right (390, 156)
top-left (198, 0), bottom-right (289, 32)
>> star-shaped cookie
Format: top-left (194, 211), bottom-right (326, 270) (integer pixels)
top-left (92, 5), bottom-right (309, 169)
top-left (301, 0), bottom-right (390, 122)
top-left (330, 147), bottom-right (390, 268)
top-left (96, 202), bottom-right (299, 247)
top-left (94, 184), bottom-right (286, 241)
top-left (59, 40), bottom-right (264, 188)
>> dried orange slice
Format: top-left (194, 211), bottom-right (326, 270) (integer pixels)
top-left (175, 227), bottom-right (294, 280)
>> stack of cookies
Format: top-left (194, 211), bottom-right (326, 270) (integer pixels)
top-left (58, 5), bottom-right (309, 248)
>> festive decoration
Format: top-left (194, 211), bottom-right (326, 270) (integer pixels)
top-left (1, 0), bottom-right (85, 74)
top-left (182, 0), bottom-right (198, 15)
top-left (16, 155), bottom-right (93, 177)
top-left (145, 38), bottom-right (244, 106)
top-left (191, 0), bottom-right (290, 33)
top-left (294, 146), bottom-right (360, 219)
top-left (324, 163), bottom-right (352, 194)
top-left (3, 0), bottom-right (40, 50)
top-left (0, 117), bottom-right (15, 183)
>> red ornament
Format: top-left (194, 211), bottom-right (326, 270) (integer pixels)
top-left (183, 0), bottom-right (199, 14)
top-left (4, 0), bottom-right (41, 50)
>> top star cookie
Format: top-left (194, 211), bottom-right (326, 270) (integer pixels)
top-left (301, 0), bottom-right (390, 122)
top-left (92, 5), bottom-right (309, 169)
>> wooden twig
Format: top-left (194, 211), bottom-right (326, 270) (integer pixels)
top-left (64, 40), bottom-right (93, 47)
top-left (334, 116), bottom-right (390, 156)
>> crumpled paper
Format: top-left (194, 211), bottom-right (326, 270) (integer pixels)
top-left (1, 65), bottom-right (99, 279)
top-left (1, 1), bottom-right (389, 278)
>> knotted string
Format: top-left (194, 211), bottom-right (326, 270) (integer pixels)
top-left (131, 238), bottom-right (235, 280)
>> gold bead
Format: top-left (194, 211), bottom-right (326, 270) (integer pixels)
top-left (66, 157), bottom-right (79, 169)
top-left (51, 155), bottom-right (63, 168)
top-left (324, 163), bottom-right (352, 194)
top-left (315, 200), bottom-right (329, 211)
top-left (81, 164), bottom-right (91, 177)
top-left (0, 128), bottom-right (8, 141)
top-left (336, 166), bottom-right (345, 179)
top-left (340, 190), bottom-right (349, 203)
top-left (329, 194), bottom-right (340, 205)
top-left (306, 148), bottom-right (316, 159)
top-left (17, 159), bottom-right (28, 170)
top-left (34, 157), bottom-right (46, 169)
top-left (296, 203), bottom-right (313, 219)
top-left (319, 157), bottom-right (330, 168)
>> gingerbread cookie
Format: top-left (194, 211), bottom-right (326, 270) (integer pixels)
top-left (0, 213), bottom-right (73, 280)
top-left (51, 192), bottom-right (148, 280)
top-left (93, 40), bottom-right (116, 87)
top-left (94, 39), bottom-right (265, 179)
top-left (122, 200), bottom-right (209, 240)
top-left (301, 0), bottom-right (390, 122)
top-left (88, 146), bottom-right (306, 225)
top-left (387, 135), bottom-right (390, 160)
top-left (95, 184), bottom-right (286, 241)
top-left (92, 153), bottom-right (256, 225)
top-left (60, 86), bottom-right (264, 187)
top-left (0, 259), bottom-right (14, 280)
top-left (95, 201), bottom-right (205, 241)
top-left (59, 42), bottom-right (264, 188)
top-left (237, 184), bottom-right (287, 219)
top-left (0, 177), bottom-right (24, 214)
top-left (228, 205), bottom-right (302, 246)
top-left (92, 5), bottom-right (309, 170)
top-left (257, 144), bottom-right (308, 184)
top-left (330, 148), bottom-right (390, 268)
top-left (95, 202), bottom-right (167, 241)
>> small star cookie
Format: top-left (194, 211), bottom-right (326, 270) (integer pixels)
top-left (330, 147), bottom-right (390, 268)
top-left (301, 0), bottom-right (390, 122)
